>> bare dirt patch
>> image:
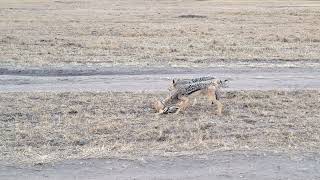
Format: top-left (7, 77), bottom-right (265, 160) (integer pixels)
top-left (1, 90), bottom-right (319, 165)
top-left (2, 152), bottom-right (320, 179)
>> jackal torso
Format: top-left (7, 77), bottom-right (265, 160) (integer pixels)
top-left (172, 76), bottom-right (216, 89)
top-left (164, 81), bottom-right (219, 106)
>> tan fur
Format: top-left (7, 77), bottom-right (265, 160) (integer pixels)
top-left (152, 99), bottom-right (165, 114)
top-left (153, 78), bottom-right (226, 115)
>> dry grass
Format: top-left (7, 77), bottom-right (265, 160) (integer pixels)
top-left (0, 90), bottom-right (319, 165)
top-left (0, 0), bottom-right (320, 67)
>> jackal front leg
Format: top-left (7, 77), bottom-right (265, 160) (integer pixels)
top-left (152, 99), bottom-right (165, 114)
top-left (175, 96), bottom-right (190, 114)
top-left (213, 100), bottom-right (223, 116)
top-left (207, 88), bottom-right (223, 115)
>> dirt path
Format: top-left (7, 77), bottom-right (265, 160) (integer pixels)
top-left (1, 152), bottom-right (319, 180)
top-left (0, 66), bottom-right (319, 92)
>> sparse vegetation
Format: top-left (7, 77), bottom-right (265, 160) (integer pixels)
top-left (1, 91), bottom-right (319, 165)
top-left (0, 0), bottom-right (320, 67)
top-left (0, 1), bottom-right (320, 173)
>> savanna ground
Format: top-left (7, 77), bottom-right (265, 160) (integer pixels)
top-left (0, 0), bottom-right (320, 67)
top-left (0, 91), bottom-right (319, 165)
top-left (0, 0), bottom-right (320, 168)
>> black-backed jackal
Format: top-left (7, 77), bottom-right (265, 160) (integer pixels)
top-left (153, 77), bottom-right (228, 115)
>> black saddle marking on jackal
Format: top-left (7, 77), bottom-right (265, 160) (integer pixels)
top-left (175, 76), bottom-right (216, 85)
top-left (184, 82), bottom-right (210, 95)
top-left (186, 87), bottom-right (202, 95)
top-left (188, 76), bottom-right (215, 83)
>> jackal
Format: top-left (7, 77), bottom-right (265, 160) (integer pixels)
top-left (168, 76), bottom-right (218, 106)
top-left (153, 78), bottom-right (228, 115)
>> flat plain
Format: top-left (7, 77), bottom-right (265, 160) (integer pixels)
top-left (0, 1), bottom-right (320, 176)
top-left (0, 0), bottom-right (320, 67)
top-left (1, 91), bottom-right (319, 165)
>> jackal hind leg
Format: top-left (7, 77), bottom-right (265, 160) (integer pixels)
top-left (207, 87), bottom-right (223, 115)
